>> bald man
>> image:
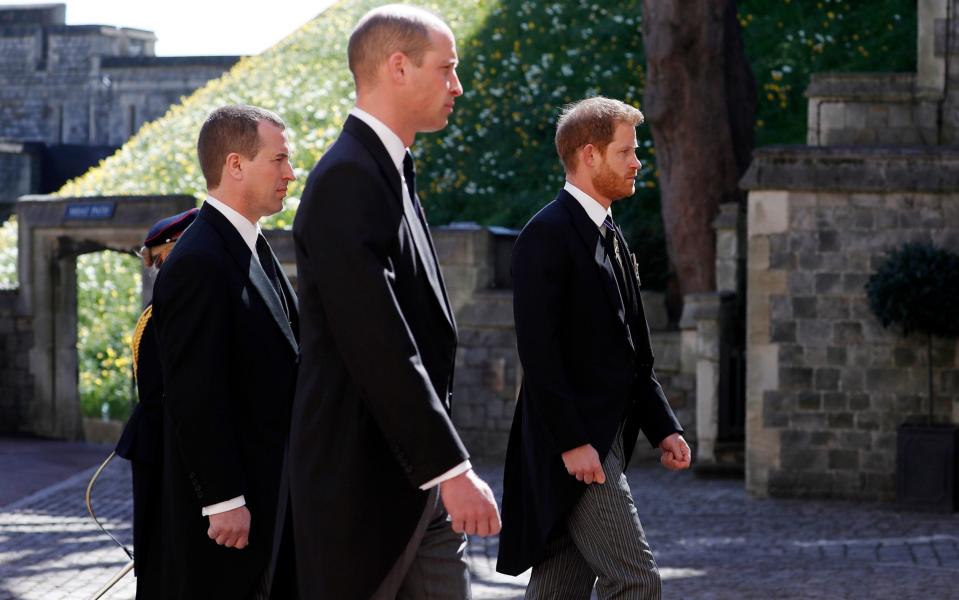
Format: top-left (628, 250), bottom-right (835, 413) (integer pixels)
top-left (288, 4), bottom-right (500, 599)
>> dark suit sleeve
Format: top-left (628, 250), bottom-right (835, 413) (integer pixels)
top-left (634, 369), bottom-right (683, 448)
top-left (296, 163), bottom-right (468, 488)
top-left (153, 252), bottom-right (245, 506)
top-left (511, 219), bottom-right (590, 453)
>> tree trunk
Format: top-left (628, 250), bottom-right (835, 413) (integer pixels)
top-left (641, 0), bottom-right (756, 303)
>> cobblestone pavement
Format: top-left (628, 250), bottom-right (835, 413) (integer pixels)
top-left (2, 454), bottom-right (958, 599)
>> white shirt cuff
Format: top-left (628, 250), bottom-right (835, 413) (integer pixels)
top-left (201, 495), bottom-right (246, 516)
top-left (419, 460), bottom-right (472, 490)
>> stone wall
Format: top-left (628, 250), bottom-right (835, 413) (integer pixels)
top-left (1, 199), bottom-right (692, 455)
top-left (0, 290), bottom-right (32, 434)
top-left (804, 0), bottom-right (957, 147)
top-left (742, 147), bottom-right (959, 501)
top-left (806, 73), bottom-right (938, 146)
top-left (0, 5), bottom-right (238, 148)
top-left (0, 143), bottom-right (40, 218)
top-left (940, 0), bottom-right (959, 143)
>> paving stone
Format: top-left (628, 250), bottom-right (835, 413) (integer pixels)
top-left (3, 450), bottom-right (959, 598)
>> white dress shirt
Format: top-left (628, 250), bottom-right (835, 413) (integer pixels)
top-left (197, 195), bottom-right (260, 517)
top-left (349, 107), bottom-right (472, 490)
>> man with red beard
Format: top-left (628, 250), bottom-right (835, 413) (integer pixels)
top-left (496, 96), bottom-right (691, 600)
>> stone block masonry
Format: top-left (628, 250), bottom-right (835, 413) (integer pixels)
top-left (0, 290), bottom-right (33, 434)
top-left (742, 147), bottom-right (959, 502)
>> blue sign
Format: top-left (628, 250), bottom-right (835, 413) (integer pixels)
top-left (64, 202), bottom-right (116, 221)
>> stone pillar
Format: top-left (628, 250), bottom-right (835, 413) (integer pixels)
top-left (917, 0), bottom-right (948, 98)
top-left (431, 224), bottom-right (520, 460)
top-left (682, 292), bottom-right (723, 465)
top-left (714, 203), bottom-right (741, 294)
top-left (744, 189), bottom-right (790, 497)
top-left (431, 223), bottom-right (494, 314)
top-left (918, 0), bottom-right (949, 144)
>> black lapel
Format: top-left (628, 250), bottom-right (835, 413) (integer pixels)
top-left (259, 236), bottom-right (301, 340)
top-left (558, 190), bottom-right (635, 351)
top-left (343, 115), bottom-right (456, 335)
top-left (613, 225), bottom-right (655, 360)
top-left (409, 186), bottom-right (457, 335)
top-left (198, 203), bottom-right (298, 353)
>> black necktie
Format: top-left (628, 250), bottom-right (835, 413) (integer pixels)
top-left (256, 234), bottom-right (289, 318)
top-left (403, 150), bottom-right (424, 217)
top-left (602, 216), bottom-right (633, 316)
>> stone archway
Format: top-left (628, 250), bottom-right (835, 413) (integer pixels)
top-left (10, 194), bottom-right (195, 440)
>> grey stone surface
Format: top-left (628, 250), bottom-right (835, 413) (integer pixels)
top-left (2, 441), bottom-right (958, 600)
top-left (741, 146), bottom-right (959, 194)
top-left (0, 5), bottom-right (238, 148)
top-left (748, 188), bottom-right (959, 502)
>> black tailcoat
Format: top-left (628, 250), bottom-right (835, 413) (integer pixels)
top-left (496, 190), bottom-right (683, 576)
top-left (152, 203), bottom-right (299, 599)
top-left (288, 115), bottom-right (468, 599)
top-left (115, 308), bottom-right (163, 600)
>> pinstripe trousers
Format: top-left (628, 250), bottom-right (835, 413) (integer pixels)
top-left (525, 428), bottom-right (661, 600)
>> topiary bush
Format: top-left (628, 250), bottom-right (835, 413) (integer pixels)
top-left (866, 242), bottom-right (959, 422)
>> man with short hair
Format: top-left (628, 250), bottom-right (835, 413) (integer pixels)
top-left (152, 104), bottom-right (299, 599)
top-left (288, 4), bottom-right (500, 599)
top-left (496, 96), bottom-right (691, 600)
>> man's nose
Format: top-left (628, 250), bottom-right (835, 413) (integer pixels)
top-left (450, 69), bottom-right (464, 97)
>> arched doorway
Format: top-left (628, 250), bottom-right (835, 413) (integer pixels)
top-left (11, 194), bottom-right (195, 439)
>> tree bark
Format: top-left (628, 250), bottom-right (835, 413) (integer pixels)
top-left (641, 0), bottom-right (756, 301)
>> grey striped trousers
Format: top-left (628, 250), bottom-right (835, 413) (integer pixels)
top-left (525, 429), bottom-right (661, 600)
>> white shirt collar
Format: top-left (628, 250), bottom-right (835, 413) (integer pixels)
top-left (349, 107), bottom-right (407, 175)
top-left (564, 181), bottom-right (611, 230)
top-left (204, 194), bottom-right (261, 256)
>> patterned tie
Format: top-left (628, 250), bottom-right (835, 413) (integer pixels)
top-left (602, 216), bottom-right (632, 315)
top-left (256, 233), bottom-right (289, 318)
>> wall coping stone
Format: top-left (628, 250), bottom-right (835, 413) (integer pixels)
top-left (678, 292), bottom-right (725, 329)
top-left (0, 24), bottom-right (154, 38)
top-left (805, 72), bottom-right (916, 102)
top-left (101, 56), bottom-right (242, 69)
top-left (741, 145), bottom-right (959, 193)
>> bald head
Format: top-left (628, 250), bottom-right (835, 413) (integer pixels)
top-left (348, 4), bottom-right (450, 90)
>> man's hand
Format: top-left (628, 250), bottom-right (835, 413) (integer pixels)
top-left (207, 506), bottom-right (251, 549)
top-left (439, 469), bottom-right (501, 537)
top-left (561, 444), bottom-right (606, 484)
top-left (658, 433), bottom-right (691, 470)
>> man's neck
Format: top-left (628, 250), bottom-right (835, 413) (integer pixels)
top-left (207, 189), bottom-right (258, 226)
top-left (355, 97), bottom-right (415, 147)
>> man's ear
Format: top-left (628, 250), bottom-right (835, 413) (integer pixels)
top-left (385, 51), bottom-right (407, 83)
top-left (580, 144), bottom-right (598, 170)
top-left (224, 152), bottom-right (243, 181)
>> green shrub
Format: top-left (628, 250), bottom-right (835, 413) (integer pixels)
top-left (866, 242), bottom-right (959, 422)
top-left (77, 251), bottom-right (142, 419)
top-left (0, 217), bottom-right (16, 290)
top-left (866, 243), bottom-right (959, 338)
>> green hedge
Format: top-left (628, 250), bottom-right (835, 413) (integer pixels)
top-left (76, 251), bottom-right (142, 420)
top-left (3, 0), bottom-right (915, 417)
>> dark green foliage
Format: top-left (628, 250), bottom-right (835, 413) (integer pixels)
top-left (741, 0), bottom-right (917, 147)
top-left (866, 243), bottom-right (959, 338)
top-left (416, 0), bottom-right (917, 289)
